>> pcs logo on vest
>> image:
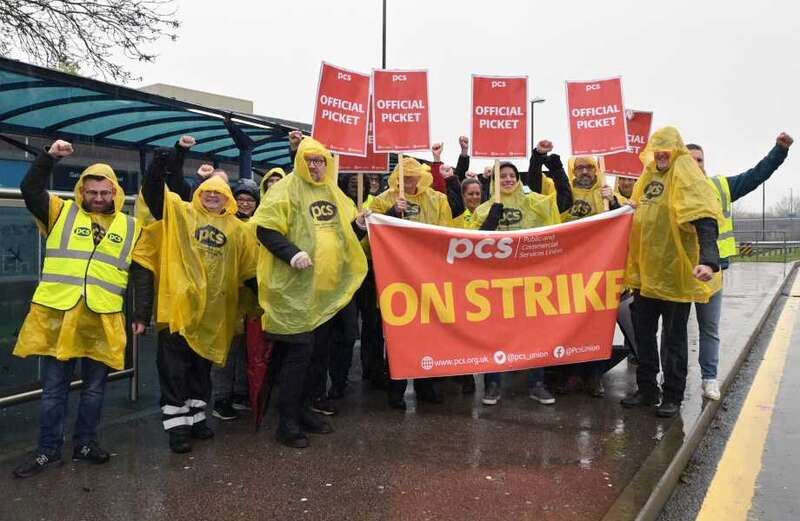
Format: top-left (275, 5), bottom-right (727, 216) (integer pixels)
top-left (74, 226), bottom-right (92, 238)
top-left (195, 225), bottom-right (227, 248)
top-left (500, 208), bottom-right (523, 226)
top-left (309, 201), bottom-right (337, 222)
top-left (106, 232), bottom-right (123, 244)
top-left (644, 181), bottom-right (665, 200)
top-left (570, 200), bottom-right (593, 218)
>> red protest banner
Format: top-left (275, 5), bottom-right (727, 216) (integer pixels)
top-left (471, 75), bottom-right (528, 158)
top-left (312, 62), bottom-right (370, 156)
top-left (372, 69), bottom-right (430, 152)
top-left (367, 209), bottom-right (633, 379)
top-left (566, 77), bottom-right (628, 156)
top-left (603, 110), bottom-right (653, 178)
top-left (340, 103), bottom-right (389, 172)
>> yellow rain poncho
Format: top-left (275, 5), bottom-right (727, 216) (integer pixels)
top-left (562, 156), bottom-right (608, 222)
top-left (251, 137), bottom-right (367, 336)
top-left (368, 157), bottom-right (453, 226)
top-left (260, 167), bottom-right (286, 197)
top-left (471, 181), bottom-right (560, 230)
top-left (625, 127), bottom-right (723, 303)
top-left (14, 164), bottom-right (136, 370)
top-left (451, 209), bottom-right (473, 228)
top-left (133, 176), bottom-right (257, 365)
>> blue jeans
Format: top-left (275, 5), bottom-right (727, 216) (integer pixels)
top-left (38, 356), bottom-right (110, 455)
top-left (695, 288), bottom-right (722, 379)
top-left (484, 368), bottom-right (544, 387)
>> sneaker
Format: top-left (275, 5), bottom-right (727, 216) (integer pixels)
top-left (72, 441), bottom-right (110, 464)
top-left (310, 398), bottom-right (337, 416)
top-left (621, 390), bottom-right (661, 408)
top-left (702, 379), bottom-right (721, 401)
top-left (529, 382), bottom-right (556, 405)
top-left (481, 382), bottom-right (501, 405)
top-left (168, 429), bottom-right (191, 454)
top-left (190, 421), bottom-right (214, 440)
top-left (212, 401), bottom-right (239, 421)
top-left (13, 451), bottom-right (61, 478)
top-left (587, 375), bottom-right (605, 398)
top-left (656, 401), bottom-right (681, 418)
top-left (231, 395), bottom-right (251, 411)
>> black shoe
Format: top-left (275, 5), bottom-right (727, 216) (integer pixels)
top-left (310, 398), bottom-right (337, 416)
top-left (13, 451), bottom-right (61, 478)
top-left (621, 390), bottom-right (660, 408)
top-left (328, 384), bottom-right (347, 400)
top-left (72, 441), bottom-right (110, 464)
top-left (276, 426), bottom-right (310, 449)
top-left (656, 401), bottom-right (681, 418)
top-left (300, 409), bottom-right (334, 434)
top-left (212, 401), bottom-right (239, 421)
top-left (461, 376), bottom-right (476, 395)
top-left (168, 428), bottom-right (192, 454)
top-left (388, 395), bottom-right (407, 410)
top-left (588, 376), bottom-right (605, 398)
top-left (231, 394), bottom-right (251, 411)
top-left (190, 421), bottom-right (215, 440)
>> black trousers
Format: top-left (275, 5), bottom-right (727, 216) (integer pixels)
top-left (632, 293), bottom-right (691, 403)
top-left (357, 265), bottom-right (386, 382)
top-left (157, 330), bottom-right (212, 432)
top-left (270, 339), bottom-right (314, 431)
top-left (329, 300), bottom-right (360, 390)
top-left (307, 304), bottom-right (358, 401)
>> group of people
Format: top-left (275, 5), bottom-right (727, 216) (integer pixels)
top-left (10, 124), bottom-right (793, 479)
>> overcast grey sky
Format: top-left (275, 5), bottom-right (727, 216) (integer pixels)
top-left (125, 0), bottom-right (798, 212)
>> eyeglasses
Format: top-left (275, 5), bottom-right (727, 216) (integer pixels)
top-left (574, 165), bottom-right (596, 172)
top-left (84, 190), bottom-right (113, 198)
top-left (306, 158), bottom-right (327, 166)
top-left (236, 198), bottom-right (256, 205)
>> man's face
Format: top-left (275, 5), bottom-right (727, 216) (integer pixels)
top-left (200, 190), bottom-right (227, 213)
top-left (499, 167), bottom-right (518, 191)
top-left (655, 151), bottom-right (672, 171)
top-left (690, 149), bottom-right (706, 174)
top-left (617, 177), bottom-right (636, 198)
top-left (462, 183), bottom-right (482, 211)
top-left (369, 175), bottom-right (381, 194)
top-left (266, 175), bottom-right (282, 190)
top-left (305, 155), bottom-right (327, 182)
top-left (574, 162), bottom-right (597, 188)
top-left (403, 175), bottom-right (419, 195)
top-left (82, 178), bottom-right (115, 213)
top-left (235, 193), bottom-right (257, 217)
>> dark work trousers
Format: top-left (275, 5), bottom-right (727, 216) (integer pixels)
top-left (157, 330), bottom-right (213, 432)
top-left (632, 293), bottom-right (691, 403)
top-left (357, 264), bottom-right (386, 383)
top-left (328, 300), bottom-right (360, 392)
top-left (269, 338), bottom-right (314, 431)
top-left (308, 306), bottom-right (357, 401)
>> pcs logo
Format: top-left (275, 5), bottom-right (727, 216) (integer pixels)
top-left (570, 200), bottom-right (593, 218)
top-left (194, 225), bottom-right (227, 248)
top-left (106, 232), bottom-right (123, 244)
top-left (405, 202), bottom-right (421, 218)
top-left (500, 208), bottom-right (522, 227)
top-left (644, 181), bottom-right (664, 200)
top-left (74, 226), bottom-right (92, 238)
top-left (309, 201), bottom-right (337, 222)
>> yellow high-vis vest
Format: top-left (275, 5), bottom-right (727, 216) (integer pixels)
top-left (32, 200), bottom-right (140, 314)
top-left (708, 176), bottom-right (737, 258)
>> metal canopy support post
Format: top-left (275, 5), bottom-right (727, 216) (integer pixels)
top-left (225, 118), bottom-right (255, 179)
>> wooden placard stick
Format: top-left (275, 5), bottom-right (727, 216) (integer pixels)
top-left (357, 172), bottom-right (364, 211)
top-left (398, 153), bottom-right (405, 199)
top-left (493, 159), bottom-right (501, 203)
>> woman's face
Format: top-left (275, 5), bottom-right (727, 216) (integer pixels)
top-left (499, 167), bottom-right (518, 192)
top-left (462, 183), bottom-right (482, 211)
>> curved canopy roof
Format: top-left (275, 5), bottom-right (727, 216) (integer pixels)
top-left (0, 57), bottom-right (310, 170)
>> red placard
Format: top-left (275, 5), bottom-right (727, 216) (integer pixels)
top-left (470, 75), bottom-right (528, 158)
top-left (566, 77), bottom-right (628, 156)
top-left (312, 62), bottom-right (370, 156)
top-left (372, 69), bottom-right (431, 152)
top-left (603, 110), bottom-right (653, 178)
top-left (340, 105), bottom-right (389, 172)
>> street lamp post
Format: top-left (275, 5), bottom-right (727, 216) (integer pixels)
top-left (530, 97), bottom-right (546, 149)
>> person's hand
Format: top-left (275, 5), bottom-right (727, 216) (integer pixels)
top-left (482, 166), bottom-right (494, 179)
top-left (355, 209), bottom-right (372, 229)
top-left (441, 165), bottom-right (455, 179)
top-left (290, 251), bottom-right (313, 270)
top-left (601, 186), bottom-right (614, 201)
top-left (459, 135), bottom-right (469, 155)
top-left (777, 132), bottom-right (794, 150)
top-left (178, 135), bottom-right (196, 149)
top-left (693, 265), bottom-right (714, 282)
top-left (197, 164), bottom-right (215, 179)
top-left (465, 171), bottom-right (478, 180)
top-left (626, 202), bottom-right (638, 210)
top-left (394, 197), bottom-right (408, 213)
top-left (131, 321), bottom-right (147, 335)
top-left (289, 130), bottom-right (304, 150)
top-left (535, 140), bottom-right (553, 154)
top-left (48, 140), bottom-right (74, 158)
top-left (431, 142), bottom-right (443, 162)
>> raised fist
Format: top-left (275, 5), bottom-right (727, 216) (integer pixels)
top-left (440, 165), bottom-right (455, 179)
top-left (459, 136), bottom-right (469, 153)
top-left (776, 132), bottom-right (794, 150)
top-left (536, 140), bottom-right (554, 154)
top-left (482, 166), bottom-right (494, 179)
top-left (431, 142), bottom-right (443, 160)
top-left (48, 140), bottom-right (74, 158)
top-left (178, 135), bottom-right (196, 149)
top-left (197, 164), bottom-right (215, 179)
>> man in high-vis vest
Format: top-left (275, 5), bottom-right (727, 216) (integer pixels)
top-left (12, 140), bottom-right (153, 478)
top-left (685, 132), bottom-right (793, 401)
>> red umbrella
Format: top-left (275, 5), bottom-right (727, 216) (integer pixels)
top-left (246, 318), bottom-right (275, 431)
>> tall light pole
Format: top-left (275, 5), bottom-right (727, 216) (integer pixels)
top-left (530, 97), bottom-right (546, 149)
top-left (381, 0), bottom-right (387, 68)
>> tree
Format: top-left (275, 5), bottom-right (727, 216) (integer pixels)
top-left (0, 1), bottom-right (180, 82)
top-left (769, 191), bottom-right (800, 217)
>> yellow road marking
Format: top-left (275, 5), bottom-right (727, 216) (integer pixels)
top-left (696, 276), bottom-right (800, 520)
